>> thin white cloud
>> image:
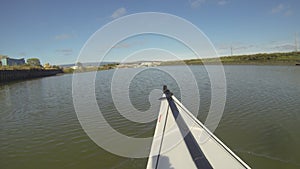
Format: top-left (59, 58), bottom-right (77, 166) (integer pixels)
top-left (217, 40), bottom-right (297, 56)
top-left (189, 0), bottom-right (229, 8)
top-left (55, 34), bottom-right (72, 40)
top-left (19, 52), bottom-right (27, 56)
top-left (284, 10), bottom-right (293, 16)
top-left (271, 3), bottom-right (293, 16)
top-left (111, 7), bottom-right (127, 19)
top-left (218, 0), bottom-right (229, 6)
top-left (111, 39), bottom-right (146, 49)
top-left (256, 40), bottom-right (296, 52)
top-left (217, 42), bottom-right (255, 50)
top-left (271, 4), bottom-right (285, 13)
top-left (112, 43), bottom-right (130, 49)
top-left (189, 0), bottom-right (206, 8)
top-left (273, 44), bottom-right (295, 51)
top-left (56, 48), bottom-right (73, 56)
top-left (56, 49), bottom-right (72, 52)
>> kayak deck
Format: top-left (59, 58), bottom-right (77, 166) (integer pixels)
top-left (146, 88), bottom-right (250, 169)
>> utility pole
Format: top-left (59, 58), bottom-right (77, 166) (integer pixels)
top-left (230, 45), bottom-right (233, 56)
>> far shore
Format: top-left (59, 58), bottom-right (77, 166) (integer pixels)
top-left (160, 51), bottom-right (300, 66)
top-left (61, 51), bottom-right (300, 74)
top-left (1, 51), bottom-right (299, 76)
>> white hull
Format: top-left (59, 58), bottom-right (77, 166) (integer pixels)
top-left (146, 92), bottom-right (250, 169)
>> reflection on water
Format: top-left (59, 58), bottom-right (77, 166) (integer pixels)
top-left (0, 65), bottom-right (299, 169)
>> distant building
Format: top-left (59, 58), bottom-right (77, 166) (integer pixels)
top-left (0, 55), bottom-right (7, 66)
top-left (0, 56), bottom-right (25, 66)
top-left (116, 61), bottom-right (161, 69)
top-left (140, 61), bottom-right (161, 67)
top-left (70, 65), bottom-right (79, 69)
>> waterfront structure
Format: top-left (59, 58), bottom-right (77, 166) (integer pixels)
top-left (117, 61), bottom-right (161, 68)
top-left (70, 65), bottom-right (79, 69)
top-left (0, 56), bottom-right (25, 66)
top-left (0, 69), bottom-right (63, 82)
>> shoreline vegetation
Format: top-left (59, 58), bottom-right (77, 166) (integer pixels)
top-left (0, 65), bottom-right (61, 71)
top-left (161, 51), bottom-right (300, 66)
top-left (71, 52), bottom-right (300, 73)
top-left (0, 51), bottom-right (298, 83)
top-left (1, 51), bottom-right (299, 76)
top-left (64, 51), bottom-right (300, 74)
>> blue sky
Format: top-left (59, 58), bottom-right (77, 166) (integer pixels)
top-left (0, 0), bottom-right (299, 65)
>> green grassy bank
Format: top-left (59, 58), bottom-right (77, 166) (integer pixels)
top-left (161, 52), bottom-right (300, 66)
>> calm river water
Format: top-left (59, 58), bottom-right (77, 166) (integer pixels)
top-left (0, 65), bottom-right (299, 169)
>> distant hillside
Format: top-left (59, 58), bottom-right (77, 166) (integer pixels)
top-left (59, 52), bottom-right (300, 68)
top-left (161, 52), bottom-right (300, 66)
